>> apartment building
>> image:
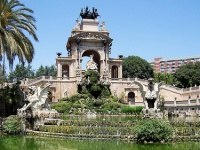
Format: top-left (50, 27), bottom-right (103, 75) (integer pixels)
top-left (149, 56), bottom-right (200, 73)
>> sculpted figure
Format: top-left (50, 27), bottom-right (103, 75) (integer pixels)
top-left (135, 78), bottom-right (163, 111)
top-left (18, 83), bottom-right (51, 114)
top-left (73, 19), bottom-right (80, 30)
top-left (86, 54), bottom-right (98, 70)
top-left (80, 7), bottom-right (100, 19)
top-left (144, 78), bottom-right (158, 110)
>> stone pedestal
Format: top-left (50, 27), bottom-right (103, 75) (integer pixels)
top-left (142, 108), bottom-right (163, 119)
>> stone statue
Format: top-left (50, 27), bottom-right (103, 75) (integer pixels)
top-left (86, 54), bottom-right (98, 71)
top-left (144, 78), bottom-right (157, 110)
top-left (17, 83), bottom-right (59, 120)
top-left (100, 21), bottom-right (107, 31)
top-left (63, 88), bottom-right (67, 97)
top-left (73, 19), bottom-right (80, 30)
top-left (17, 83), bottom-right (59, 128)
top-left (135, 78), bottom-right (163, 119)
top-left (104, 66), bottom-right (109, 76)
top-left (18, 83), bottom-right (51, 113)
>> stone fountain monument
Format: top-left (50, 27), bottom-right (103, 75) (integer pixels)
top-left (135, 78), bottom-right (163, 119)
top-left (17, 83), bottom-right (59, 128)
top-left (143, 78), bottom-right (163, 118)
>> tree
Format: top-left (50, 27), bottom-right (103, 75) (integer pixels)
top-left (8, 64), bottom-right (35, 82)
top-left (173, 62), bottom-right (200, 88)
top-left (0, 0), bottom-right (38, 70)
top-left (0, 81), bottom-right (24, 116)
top-left (35, 65), bottom-right (57, 77)
top-left (122, 56), bottom-right (154, 79)
top-left (0, 64), bottom-right (7, 83)
top-left (154, 72), bottom-right (173, 84)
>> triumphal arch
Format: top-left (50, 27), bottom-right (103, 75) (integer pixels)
top-left (55, 7), bottom-right (128, 101)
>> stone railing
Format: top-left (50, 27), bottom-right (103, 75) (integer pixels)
top-left (164, 99), bottom-right (200, 107)
top-left (163, 84), bottom-right (182, 91)
top-left (23, 76), bottom-right (76, 86)
top-left (183, 88), bottom-right (190, 92)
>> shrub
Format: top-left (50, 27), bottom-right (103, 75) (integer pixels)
top-left (72, 102), bottom-right (82, 108)
top-left (134, 119), bottom-right (173, 143)
top-left (121, 106), bottom-right (143, 114)
top-left (66, 94), bottom-right (88, 103)
top-left (102, 102), bottom-right (121, 112)
top-left (2, 115), bottom-right (22, 134)
top-left (51, 101), bottom-right (71, 113)
top-left (93, 100), bottom-right (104, 107)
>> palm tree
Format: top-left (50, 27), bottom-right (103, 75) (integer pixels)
top-left (0, 0), bottom-right (38, 71)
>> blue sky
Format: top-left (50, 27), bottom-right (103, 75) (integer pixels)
top-left (12, 0), bottom-right (200, 72)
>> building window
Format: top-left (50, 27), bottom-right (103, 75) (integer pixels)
top-left (111, 65), bottom-right (118, 78)
top-left (62, 65), bottom-right (69, 78)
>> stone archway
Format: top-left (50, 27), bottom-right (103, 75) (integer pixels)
top-left (128, 92), bottom-right (135, 104)
top-left (82, 50), bottom-right (101, 72)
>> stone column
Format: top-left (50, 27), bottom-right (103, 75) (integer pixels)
top-left (57, 63), bottom-right (62, 78)
top-left (76, 38), bottom-right (81, 76)
top-left (103, 40), bottom-right (107, 66)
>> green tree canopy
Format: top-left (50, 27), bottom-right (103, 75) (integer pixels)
top-left (154, 72), bottom-right (173, 85)
top-left (122, 56), bottom-right (154, 79)
top-left (0, 0), bottom-right (38, 70)
top-left (35, 65), bottom-right (57, 77)
top-left (8, 64), bottom-right (35, 82)
top-left (173, 62), bottom-right (200, 88)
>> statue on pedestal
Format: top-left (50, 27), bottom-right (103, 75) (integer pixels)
top-left (80, 6), bottom-right (100, 19)
top-left (17, 83), bottom-right (59, 126)
top-left (144, 78), bottom-right (158, 110)
top-left (135, 78), bottom-right (163, 118)
top-left (86, 54), bottom-right (98, 71)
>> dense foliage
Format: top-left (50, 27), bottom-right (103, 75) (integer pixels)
top-left (8, 64), bottom-right (35, 81)
top-left (122, 56), bottom-right (154, 79)
top-left (0, 81), bottom-right (23, 117)
top-left (173, 62), bottom-right (200, 88)
top-left (8, 64), bottom-right (57, 82)
top-left (154, 72), bottom-right (173, 84)
top-left (121, 106), bottom-right (144, 114)
top-left (0, 0), bottom-right (38, 70)
top-left (51, 101), bottom-right (71, 114)
top-left (50, 93), bottom-right (144, 115)
top-left (2, 115), bottom-right (22, 134)
top-left (35, 65), bottom-right (57, 77)
top-left (135, 119), bottom-right (173, 143)
top-left (78, 70), bottom-right (111, 99)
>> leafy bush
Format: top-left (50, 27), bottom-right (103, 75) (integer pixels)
top-left (102, 102), bottom-right (121, 112)
top-left (121, 106), bottom-right (143, 114)
top-left (91, 85), bottom-right (101, 92)
top-left (66, 94), bottom-right (88, 103)
top-left (100, 86), bottom-right (111, 98)
top-left (51, 101), bottom-right (71, 113)
top-left (72, 102), bottom-right (82, 108)
top-left (93, 100), bottom-right (104, 107)
top-left (134, 119), bottom-right (173, 143)
top-left (2, 115), bottom-right (22, 134)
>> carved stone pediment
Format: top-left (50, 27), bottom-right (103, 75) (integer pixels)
top-left (77, 32), bottom-right (106, 41)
